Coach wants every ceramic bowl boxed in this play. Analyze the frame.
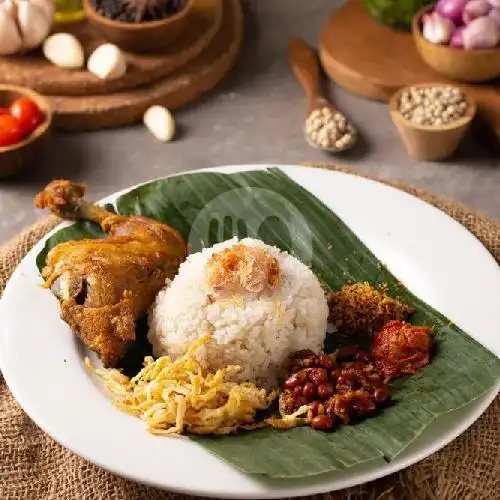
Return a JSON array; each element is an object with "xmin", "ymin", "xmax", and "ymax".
[
  {"xmin": 389, "ymin": 82, "xmax": 476, "ymax": 161},
  {"xmin": 412, "ymin": 5, "xmax": 500, "ymax": 83},
  {"xmin": 0, "ymin": 85, "xmax": 52, "ymax": 179}
]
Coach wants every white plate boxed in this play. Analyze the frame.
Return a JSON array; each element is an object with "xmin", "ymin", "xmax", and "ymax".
[{"xmin": 1, "ymin": 165, "xmax": 499, "ymax": 499}]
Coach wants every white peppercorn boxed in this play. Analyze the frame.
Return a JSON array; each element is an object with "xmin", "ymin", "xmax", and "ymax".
[
  {"xmin": 304, "ymin": 107, "xmax": 356, "ymax": 151},
  {"xmin": 397, "ymin": 85, "xmax": 468, "ymax": 127}
]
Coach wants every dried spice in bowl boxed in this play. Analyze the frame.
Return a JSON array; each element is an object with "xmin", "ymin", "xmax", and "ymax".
[
  {"xmin": 389, "ymin": 82, "xmax": 476, "ymax": 160},
  {"xmin": 92, "ymin": 0, "xmax": 187, "ymax": 23},
  {"xmin": 398, "ymin": 84, "xmax": 469, "ymax": 126}
]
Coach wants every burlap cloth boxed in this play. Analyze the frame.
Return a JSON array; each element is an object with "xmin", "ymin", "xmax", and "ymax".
[{"xmin": 1, "ymin": 164, "xmax": 499, "ymax": 500}]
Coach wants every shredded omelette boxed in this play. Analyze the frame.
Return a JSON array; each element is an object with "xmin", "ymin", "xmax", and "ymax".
[{"xmin": 85, "ymin": 334, "xmax": 277, "ymax": 435}]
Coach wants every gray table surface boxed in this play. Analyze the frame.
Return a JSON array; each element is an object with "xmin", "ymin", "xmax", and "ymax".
[{"xmin": 0, "ymin": 0, "xmax": 498, "ymax": 245}]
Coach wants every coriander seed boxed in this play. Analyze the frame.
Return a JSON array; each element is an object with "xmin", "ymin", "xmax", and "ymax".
[
  {"xmin": 304, "ymin": 107, "xmax": 356, "ymax": 151},
  {"xmin": 397, "ymin": 85, "xmax": 468, "ymax": 127}
]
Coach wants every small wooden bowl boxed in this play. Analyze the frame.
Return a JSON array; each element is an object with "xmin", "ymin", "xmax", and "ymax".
[
  {"xmin": 0, "ymin": 85, "xmax": 52, "ymax": 179},
  {"xmin": 83, "ymin": 0, "xmax": 194, "ymax": 54},
  {"xmin": 389, "ymin": 83, "xmax": 476, "ymax": 161},
  {"xmin": 412, "ymin": 5, "xmax": 500, "ymax": 83}
]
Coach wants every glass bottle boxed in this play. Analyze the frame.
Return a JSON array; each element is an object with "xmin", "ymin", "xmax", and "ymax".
[{"xmin": 53, "ymin": 0, "xmax": 86, "ymax": 23}]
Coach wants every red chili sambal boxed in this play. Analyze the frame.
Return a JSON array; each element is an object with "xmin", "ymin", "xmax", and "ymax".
[{"xmin": 371, "ymin": 320, "xmax": 434, "ymax": 380}]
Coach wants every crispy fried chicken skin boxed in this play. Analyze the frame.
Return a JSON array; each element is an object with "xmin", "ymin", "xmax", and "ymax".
[{"xmin": 35, "ymin": 180, "xmax": 187, "ymax": 367}]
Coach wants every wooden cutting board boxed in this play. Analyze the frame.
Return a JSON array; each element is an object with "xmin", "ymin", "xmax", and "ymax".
[
  {"xmin": 52, "ymin": 0, "xmax": 242, "ymax": 130},
  {"xmin": 318, "ymin": 0, "xmax": 500, "ymax": 141},
  {"xmin": 0, "ymin": 0, "xmax": 222, "ymax": 96}
]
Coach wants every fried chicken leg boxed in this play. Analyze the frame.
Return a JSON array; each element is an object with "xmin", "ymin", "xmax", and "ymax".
[{"xmin": 35, "ymin": 180, "xmax": 187, "ymax": 367}]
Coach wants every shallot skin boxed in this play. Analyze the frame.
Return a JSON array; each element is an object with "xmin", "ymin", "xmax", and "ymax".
[
  {"xmin": 435, "ymin": 0, "xmax": 469, "ymax": 23},
  {"xmin": 463, "ymin": 0, "xmax": 491, "ymax": 24},
  {"xmin": 422, "ymin": 12, "xmax": 454, "ymax": 44},
  {"xmin": 462, "ymin": 16, "xmax": 500, "ymax": 48},
  {"xmin": 450, "ymin": 26, "xmax": 466, "ymax": 47},
  {"xmin": 489, "ymin": 7, "xmax": 500, "ymax": 26},
  {"xmin": 425, "ymin": 0, "xmax": 500, "ymax": 49}
]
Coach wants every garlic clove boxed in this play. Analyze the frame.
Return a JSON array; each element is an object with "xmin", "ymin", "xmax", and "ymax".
[
  {"xmin": 143, "ymin": 106, "xmax": 176, "ymax": 142},
  {"xmin": 17, "ymin": 1, "xmax": 52, "ymax": 50},
  {"xmin": 422, "ymin": 12, "xmax": 454, "ymax": 45},
  {"xmin": 30, "ymin": 0, "xmax": 55, "ymax": 21},
  {"xmin": 0, "ymin": 9, "xmax": 22, "ymax": 55},
  {"xmin": 43, "ymin": 33, "xmax": 85, "ymax": 69},
  {"xmin": 87, "ymin": 44, "xmax": 127, "ymax": 80}
]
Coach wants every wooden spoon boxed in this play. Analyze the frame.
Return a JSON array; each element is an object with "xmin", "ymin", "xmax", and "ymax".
[{"xmin": 288, "ymin": 38, "xmax": 357, "ymax": 152}]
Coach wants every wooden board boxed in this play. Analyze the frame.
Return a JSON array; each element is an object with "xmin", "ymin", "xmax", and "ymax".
[
  {"xmin": 0, "ymin": 0, "xmax": 222, "ymax": 96},
  {"xmin": 51, "ymin": 0, "xmax": 242, "ymax": 130},
  {"xmin": 318, "ymin": 0, "xmax": 500, "ymax": 140}
]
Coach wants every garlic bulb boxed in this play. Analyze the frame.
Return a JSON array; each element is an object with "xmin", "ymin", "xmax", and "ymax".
[
  {"xmin": 0, "ymin": 0, "xmax": 53, "ymax": 54},
  {"xmin": 30, "ymin": 0, "xmax": 54, "ymax": 19},
  {"xmin": 0, "ymin": 9, "xmax": 22, "ymax": 55},
  {"xmin": 422, "ymin": 12, "xmax": 454, "ymax": 45},
  {"xmin": 17, "ymin": 0, "xmax": 51, "ymax": 49},
  {"xmin": 43, "ymin": 33, "xmax": 85, "ymax": 69},
  {"xmin": 2, "ymin": 0, "xmax": 17, "ymax": 16}
]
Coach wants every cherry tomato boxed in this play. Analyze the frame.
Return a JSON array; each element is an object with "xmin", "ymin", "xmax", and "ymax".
[
  {"xmin": 0, "ymin": 115, "xmax": 23, "ymax": 147},
  {"xmin": 0, "ymin": 107, "xmax": 9, "ymax": 116},
  {"xmin": 9, "ymin": 98, "xmax": 44, "ymax": 136}
]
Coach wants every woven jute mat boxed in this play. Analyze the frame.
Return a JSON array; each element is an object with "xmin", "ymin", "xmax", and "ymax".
[{"xmin": 1, "ymin": 163, "xmax": 499, "ymax": 500}]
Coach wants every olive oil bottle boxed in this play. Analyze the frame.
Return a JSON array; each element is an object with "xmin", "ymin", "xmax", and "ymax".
[{"xmin": 53, "ymin": 0, "xmax": 86, "ymax": 23}]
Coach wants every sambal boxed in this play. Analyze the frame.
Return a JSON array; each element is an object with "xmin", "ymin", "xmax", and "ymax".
[{"xmin": 371, "ymin": 320, "xmax": 434, "ymax": 380}]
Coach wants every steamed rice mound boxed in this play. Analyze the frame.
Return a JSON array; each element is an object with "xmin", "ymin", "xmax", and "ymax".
[{"xmin": 148, "ymin": 238, "xmax": 328, "ymax": 387}]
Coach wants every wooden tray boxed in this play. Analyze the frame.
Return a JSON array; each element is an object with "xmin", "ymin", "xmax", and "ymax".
[
  {"xmin": 0, "ymin": 0, "xmax": 222, "ymax": 96},
  {"xmin": 318, "ymin": 0, "xmax": 500, "ymax": 140},
  {"xmin": 52, "ymin": 0, "xmax": 242, "ymax": 130}
]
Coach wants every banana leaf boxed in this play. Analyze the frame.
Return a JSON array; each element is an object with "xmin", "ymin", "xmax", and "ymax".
[{"xmin": 37, "ymin": 168, "xmax": 500, "ymax": 478}]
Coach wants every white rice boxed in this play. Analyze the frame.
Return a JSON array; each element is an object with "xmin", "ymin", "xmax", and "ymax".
[{"xmin": 148, "ymin": 237, "xmax": 328, "ymax": 388}]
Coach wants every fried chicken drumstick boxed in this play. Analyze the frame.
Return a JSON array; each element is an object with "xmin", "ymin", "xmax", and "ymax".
[{"xmin": 35, "ymin": 180, "xmax": 187, "ymax": 367}]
